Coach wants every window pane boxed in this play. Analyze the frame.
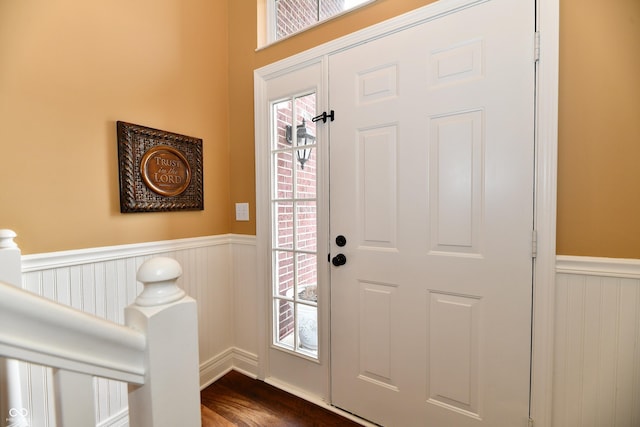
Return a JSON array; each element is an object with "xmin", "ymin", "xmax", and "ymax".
[
  {"xmin": 296, "ymin": 148, "xmax": 316, "ymax": 198},
  {"xmin": 296, "ymin": 253, "xmax": 317, "ymax": 298},
  {"xmin": 274, "ymin": 151, "xmax": 293, "ymax": 199},
  {"xmin": 296, "ymin": 201, "xmax": 317, "ymax": 251},
  {"xmin": 319, "ymin": 0, "xmax": 345, "ymax": 21},
  {"xmin": 293, "ymin": 93, "xmax": 316, "ymax": 176},
  {"xmin": 297, "ymin": 303, "xmax": 317, "ymax": 351},
  {"xmin": 274, "ymin": 250, "xmax": 294, "ymax": 298},
  {"xmin": 275, "ymin": 297, "xmax": 294, "ymax": 347},
  {"xmin": 274, "ymin": 202, "xmax": 294, "ymax": 249},
  {"xmin": 293, "ymin": 94, "xmax": 316, "ymax": 145},
  {"xmin": 274, "ymin": 0, "xmax": 373, "ymax": 41},
  {"xmin": 276, "ymin": 0, "xmax": 318, "ymax": 40},
  {"xmin": 274, "ymin": 100, "xmax": 292, "ymax": 150}
]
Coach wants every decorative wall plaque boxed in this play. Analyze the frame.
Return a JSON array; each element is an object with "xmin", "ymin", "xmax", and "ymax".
[{"xmin": 117, "ymin": 121, "xmax": 203, "ymax": 213}]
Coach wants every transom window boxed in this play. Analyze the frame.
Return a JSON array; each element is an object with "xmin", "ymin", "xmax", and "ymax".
[{"xmin": 271, "ymin": 0, "xmax": 373, "ymax": 42}]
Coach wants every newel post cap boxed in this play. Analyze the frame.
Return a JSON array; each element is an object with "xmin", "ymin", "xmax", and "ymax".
[
  {"xmin": 135, "ymin": 257, "xmax": 185, "ymax": 307},
  {"xmin": 0, "ymin": 229, "xmax": 18, "ymax": 249}
]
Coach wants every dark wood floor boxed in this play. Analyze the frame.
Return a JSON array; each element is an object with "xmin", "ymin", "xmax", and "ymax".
[{"xmin": 200, "ymin": 370, "xmax": 364, "ymax": 426}]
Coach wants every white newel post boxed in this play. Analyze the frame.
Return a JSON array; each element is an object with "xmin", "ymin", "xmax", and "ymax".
[
  {"xmin": 0, "ymin": 230, "xmax": 27, "ymax": 426},
  {"xmin": 125, "ymin": 257, "xmax": 202, "ymax": 427}
]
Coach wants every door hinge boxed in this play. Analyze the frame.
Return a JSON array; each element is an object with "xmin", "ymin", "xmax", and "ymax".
[
  {"xmin": 528, "ymin": 417, "xmax": 535, "ymax": 427},
  {"xmin": 531, "ymin": 230, "xmax": 538, "ymax": 259},
  {"xmin": 534, "ymin": 31, "xmax": 541, "ymax": 63}
]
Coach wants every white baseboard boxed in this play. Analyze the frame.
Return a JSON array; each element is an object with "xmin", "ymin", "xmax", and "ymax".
[
  {"xmin": 199, "ymin": 347, "xmax": 259, "ymax": 390},
  {"xmin": 199, "ymin": 348, "xmax": 235, "ymax": 389},
  {"xmin": 229, "ymin": 348, "xmax": 259, "ymax": 380}
]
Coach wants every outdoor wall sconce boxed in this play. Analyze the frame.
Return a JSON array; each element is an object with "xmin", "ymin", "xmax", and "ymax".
[{"xmin": 286, "ymin": 119, "xmax": 315, "ymax": 169}]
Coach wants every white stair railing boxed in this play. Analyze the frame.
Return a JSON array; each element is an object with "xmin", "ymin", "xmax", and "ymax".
[{"xmin": 0, "ymin": 230, "xmax": 202, "ymax": 427}]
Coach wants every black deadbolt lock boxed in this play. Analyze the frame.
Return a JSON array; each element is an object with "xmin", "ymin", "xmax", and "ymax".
[{"xmin": 335, "ymin": 235, "xmax": 347, "ymax": 247}]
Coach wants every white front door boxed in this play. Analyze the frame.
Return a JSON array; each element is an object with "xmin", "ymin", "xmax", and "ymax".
[{"xmin": 329, "ymin": 1, "xmax": 535, "ymax": 425}]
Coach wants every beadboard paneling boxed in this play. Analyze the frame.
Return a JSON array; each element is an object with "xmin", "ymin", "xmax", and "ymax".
[
  {"xmin": 554, "ymin": 256, "xmax": 640, "ymax": 427},
  {"xmin": 231, "ymin": 236, "xmax": 260, "ymax": 361},
  {"xmin": 14, "ymin": 234, "xmax": 255, "ymax": 427}
]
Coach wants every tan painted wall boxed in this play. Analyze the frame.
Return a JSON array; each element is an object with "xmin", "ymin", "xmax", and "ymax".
[
  {"xmin": 230, "ymin": 0, "xmax": 640, "ymax": 259},
  {"xmin": 0, "ymin": 0, "xmax": 230, "ymax": 254},
  {"xmin": 557, "ymin": 0, "xmax": 640, "ymax": 258},
  {"xmin": 228, "ymin": 0, "xmax": 440, "ymax": 237},
  {"xmin": 2, "ymin": 0, "xmax": 638, "ymax": 258}
]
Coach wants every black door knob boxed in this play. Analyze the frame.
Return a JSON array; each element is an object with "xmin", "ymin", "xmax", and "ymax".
[
  {"xmin": 335, "ymin": 235, "xmax": 347, "ymax": 247},
  {"xmin": 332, "ymin": 253, "xmax": 347, "ymax": 266}
]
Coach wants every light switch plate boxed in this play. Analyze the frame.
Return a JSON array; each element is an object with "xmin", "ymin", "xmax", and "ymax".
[{"xmin": 235, "ymin": 203, "xmax": 249, "ymax": 221}]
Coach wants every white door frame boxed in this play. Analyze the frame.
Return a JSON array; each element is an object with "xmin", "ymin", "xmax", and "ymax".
[
  {"xmin": 529, "ymin": 0, "xmax": 559, "ymax": 425},
  {"xmin": 254, "ymin": 1, "xmax": 559, "ymax": 425}
]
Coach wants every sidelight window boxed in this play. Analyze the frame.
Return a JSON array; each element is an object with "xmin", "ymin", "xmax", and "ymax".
[{"xmin": 271, "ymin": 93, "xmax": 319, "ymax": 358}]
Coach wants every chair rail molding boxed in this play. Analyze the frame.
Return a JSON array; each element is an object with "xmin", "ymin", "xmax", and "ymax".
[
  {"xmin": 20, "ymin": 234, "xmax": 251, "ymax": 272},
  {"xmin": 557, "ymin": 255, "xmax": 640, "ymax": 279}
]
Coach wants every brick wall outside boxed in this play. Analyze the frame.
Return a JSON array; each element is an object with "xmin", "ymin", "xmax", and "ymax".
[
  {"xmin": 319, "ymin": 0, "xmax": 345, "ymax": 21},
  {"xmin": 276, "ymin": 0, "xmax": 347, "ymax": 40}
]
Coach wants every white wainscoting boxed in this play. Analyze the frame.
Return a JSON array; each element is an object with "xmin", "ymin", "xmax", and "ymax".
[
  {"xmin": 554, "ymin": 256, "xmax": 640, "ymax": 427},
  {"xmin": 14, "ymin": 234, "xmax": 257, "ymax": 427},
  {"xmin": 15, "ymin": 240, "xmax": 640, "ymax": 427}
]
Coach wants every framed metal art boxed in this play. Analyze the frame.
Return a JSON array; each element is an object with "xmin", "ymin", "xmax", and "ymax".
[{"xmin": 117, "ymin": 121, "xmax": 203, "ymax": 213}]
